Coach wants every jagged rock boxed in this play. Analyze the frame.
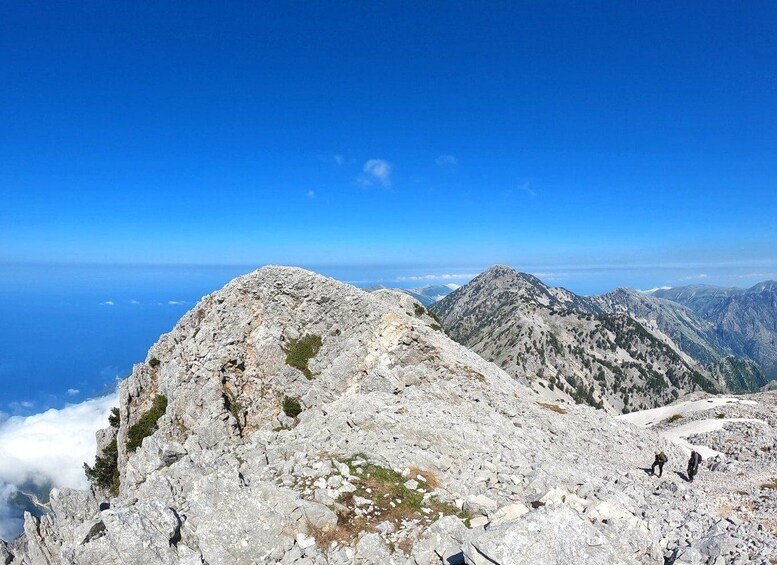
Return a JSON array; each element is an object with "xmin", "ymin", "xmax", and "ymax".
[
  {"xmin": 0, "ymin": 541, "xmax": 12, "ymax": 565},
  {"xmin": 464, "ymin": 505, "xmax": 638, "ymax": 564}
]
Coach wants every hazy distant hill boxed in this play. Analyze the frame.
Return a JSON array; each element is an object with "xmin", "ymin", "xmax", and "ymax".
[
  {"xmin": 401, "ymin": 284, "xmax": 459, "ymax": 306},
  {"xmin": 654, "ymin": 282, "xmax": 777, "ymax": 380}
]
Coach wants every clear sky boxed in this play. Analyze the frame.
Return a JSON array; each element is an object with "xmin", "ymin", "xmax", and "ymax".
[{"xmin": 2, "ymin": 2, "xmax": 777, "ymax": 291}]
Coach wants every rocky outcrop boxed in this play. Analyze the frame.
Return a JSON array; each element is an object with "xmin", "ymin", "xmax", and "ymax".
[{"xmin": 5, "ymin": 267, "xmax": 777, "ymax": 564}]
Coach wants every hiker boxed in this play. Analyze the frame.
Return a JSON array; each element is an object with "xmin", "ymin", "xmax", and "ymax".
[
  {"xmin": 687, "ymin": 450, "xmax": 703, "ymax": 482},
  {"xmin": 651, "ymin": 450, "xmax": 668, "ymax": 477}
]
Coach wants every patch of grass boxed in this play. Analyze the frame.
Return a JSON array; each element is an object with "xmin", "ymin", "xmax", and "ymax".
[
  {"xmin": 320, "ymin": 456, "xmax": 468, "ymax": 550},
  {"xmin": 537, "ymin": 402, "xmax": 567, "ymax": 414},
  {"xmin": 282, "ymin": 395, "xmax": 302, "ymax": 418},
  {"xmin": 126, "ymin": 395, "xmax": 168, "ymax": 453},
  {"xmin": 84, "ymin": 437, "xmax": 119, "ymax": 496},
  {"xmin": 409, "ymin": 467, "xmax": 440, "ymax": 490},
  {"xmin": 667, "ymin": 414, "xmax": 684, "ymax": 423},
  {"xmin": 284, "ymin": 334, "xmax": 322, "ymax": 379}
]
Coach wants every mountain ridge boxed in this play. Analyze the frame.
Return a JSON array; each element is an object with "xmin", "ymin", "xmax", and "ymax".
[{"xmin": 4, "ymin": 266, "xmax": 776, "ymax": 564}]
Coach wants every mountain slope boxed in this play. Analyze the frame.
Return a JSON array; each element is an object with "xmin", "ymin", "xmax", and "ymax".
[
  {"xmin": 432, "ymin": 266, "xmax": 719, "ymax": 414},
  {"xmin": 655, "ymin": 282, "xmax": 777, "ymax": 380},
  {"xmin": 5, "ymin": 267, "xmax": 776, "ymax": 564}
]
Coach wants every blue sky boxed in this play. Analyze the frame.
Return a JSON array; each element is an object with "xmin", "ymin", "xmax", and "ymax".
[{"xmin": 2, "ymin": 2, "xmax": 777, "ymax": 290}]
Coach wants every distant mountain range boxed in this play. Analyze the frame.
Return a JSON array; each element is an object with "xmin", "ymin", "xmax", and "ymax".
[
  {"xmin": 652, "ymin": 282, "xmax": 777, "ymax": 379},
  {"xmin": 431, "ymin": 266, "xmax": 772, "ymax": 413},
  {"xmin": 365, "ymin": 283, "xmax": 459, "ymax": 306}
]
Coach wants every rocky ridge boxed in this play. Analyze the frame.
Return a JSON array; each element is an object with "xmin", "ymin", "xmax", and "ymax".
[{"xmin": 2, "ymin": 267, "xmax": 775, "ymax": 564}]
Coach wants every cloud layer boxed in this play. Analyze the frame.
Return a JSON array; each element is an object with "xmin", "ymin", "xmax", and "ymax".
[{"xmin": 0, "ymin": 394, "xmax": 117, "ymax": 540}]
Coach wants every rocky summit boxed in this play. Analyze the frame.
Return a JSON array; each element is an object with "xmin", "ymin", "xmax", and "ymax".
[{"xmin": 3, "ymin": 267, "xmax": 777, "ymax": 564}]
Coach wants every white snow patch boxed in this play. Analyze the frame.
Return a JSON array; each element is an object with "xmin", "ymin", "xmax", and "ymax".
[
  {"xmin": 661, "ymin": 418, "xmax": 767, "ymax": 458},
  {"xmin": 617, "ymin": 397, "xmax": 757, "ymax": 428}
]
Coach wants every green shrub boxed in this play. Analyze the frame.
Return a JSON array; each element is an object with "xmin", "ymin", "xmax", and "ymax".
[
  {"xmin": 282, "ymin": 395, "xmax": 302, "ymax": 418},
  {"xmin": 84, "ymin": 437, "xmax": 119, "ymax": 496},
  {"xmin": 108, "ymin": 407, "xmax": 120, "ymax": 428},
  {"xmin": 284, "ymin": 334, "xmax": 322, "ymax": 379},
  {"xmin": 413, "ymin": 303, "xmax": 425, "ymax": 316},
  {"xmin": 149, "ymin": 357, "xmax": 161, "ymax": 368},
  {"xmin": 126, "ymin": 395, "xmax": 168, "ymax": 453},
  {"xmin": 667, "ymin": 414, "xmax": 684, "ymax": 423}
]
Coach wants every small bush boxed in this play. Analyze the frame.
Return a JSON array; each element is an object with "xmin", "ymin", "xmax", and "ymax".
[
  {"xmin": 126, "ymin": 395, "xmax": 168, "ymax": 453},
  {"xmin": 108, "ymin": 407, "xmax": 120, "ymax": 428},
  {"xmin": 84, "ymin": 437, "xmax": 119, "ymax": 496},
  {"xmin": 282, "ymin": 395, "xmax": 302, "ymax": 418},
  {"xmin": 413, "ymin": 303, "xmax": 425, "ymax": 316},
  {"xmin": 284, "ymin": 334, "xmax": 322, "ymax": 379},
  {"xmin": 149, "ymin": 358, "xmax": 161, "ymax": 368},
  {"xmin": 667, "ymin": 414, "xmax": 684, "ymax": 423}
]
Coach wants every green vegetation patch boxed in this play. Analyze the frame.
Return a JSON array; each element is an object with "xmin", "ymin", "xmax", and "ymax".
[
  {"xmin": 330, "ymin": 456, "xmax": 471, "ymax": 541},
  {"xmin": 84, "ymin": 437, "xmax": 120, "ymax": 496},
  {"xmin": 108, "ymin": 407, "xmax": 120, "ymax": 428},
  {"xmin": 667, "ymin": 414, "xmax": 684, "ymax": 423},
  {"xmin": 126, "ymin": 395, "xmax": 168, "ymax": 453},
  {"xmin": 284, "ymin": 334, "xmax": 322, "ymax": 379},
  {"xmin": 282, "ymin": 395, "xmax": 302, "ymax": 418}
]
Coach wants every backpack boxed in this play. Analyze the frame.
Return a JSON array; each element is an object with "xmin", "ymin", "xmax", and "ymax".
[{"xmin": 658, "ymin": 452, "xmax": 667, "ymax": 464}]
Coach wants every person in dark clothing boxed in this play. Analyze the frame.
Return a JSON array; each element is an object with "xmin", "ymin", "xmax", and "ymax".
[
  {"xmin": 651, "ymin": 450, "xmax": 668, "ymax": 477},
  {"xmin": 687, "ymin": 450, "xmax": 703, "ymax": 482}
]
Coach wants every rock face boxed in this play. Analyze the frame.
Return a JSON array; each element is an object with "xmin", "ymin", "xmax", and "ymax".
[
  {"xmin": 5, "ymin": 267, "xmax": 777, "ymax": 564},
  {"xmin": 432, "ymin": 266, "xmax": 720, "ymax": 413},
  {"xmin": 654, "ymin": 282, "xmax": 777, "ymax": 381}
]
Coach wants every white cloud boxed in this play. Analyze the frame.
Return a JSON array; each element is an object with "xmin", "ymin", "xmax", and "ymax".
[
  {"xmin": 167, "ymin": 300, "xmax": 187, "ymax": 305},
  {"xmin": 0, "ymin": 394, "xmax": 117, "ymax": 539},
  {"xmin": 130, "ymin": 300, "xmax": 140, "ymax": 305},
  {"xmin": 396, "ymin": 273, "xmax": 478, "ymax": 282},
  {"xmin": 306, "ymin": 190, "xmax": 316, "ymax": 199},
  {"xmin": 680, "ymin": 274, "xmax": 708, "ymax": 281},
  {"xmin": 66, "ymin": 389, "xmax": 80, "ymax": 396},
  {"xmin": 435, "ymin": 154, "xmax": 458, "ymax": 167},
  {"xmin": 99, "ymin": 300, "xmax": 114, "ymax": 306},
  {"xmin": 359, "ymin": 159, "xmax": 392, "ymax": 187},
  {"xmin": 640, "ymin": 286, "xmax": 673, "ymax": 293},
  {"xmin": 0, "ymin": 394, "xmax": 116, "ymax": 488}
]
